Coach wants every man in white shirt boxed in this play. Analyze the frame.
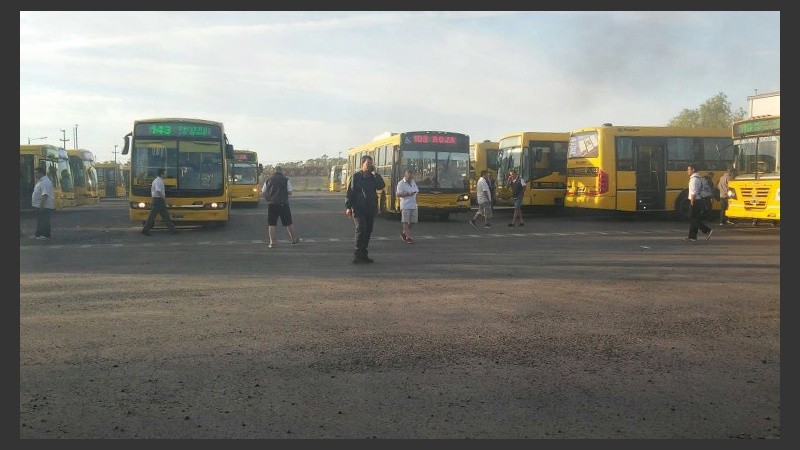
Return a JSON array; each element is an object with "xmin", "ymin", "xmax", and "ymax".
[
  {"xmin": 396, "ymin": 170, "xmax": 418, "ymax": 244},
  {"xmin": 31, "ymin": 167, "xmax": 55, "ymax": 239},
  {"xmin": 142, "ymin": 168, "xmax": 176, "ymax": 236},
  {"xmin": 469, "ymin": 170, "xmax": 493, "ymax": 228},
  {"xmin": 685, "ymin": 163, "xmax": 713, "ymax": 241}
]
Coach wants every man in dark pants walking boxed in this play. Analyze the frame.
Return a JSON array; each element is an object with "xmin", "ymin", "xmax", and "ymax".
[
  {"xmin": 344, "ymin": 155, "xmax": 385, "ymax": 263},
  {"xmin": 685, "ymin": 163, "xmax": 713, "ymax": 242},
  {"xmin": 142, "ymin": 168, "xmax": 176, "ymax": 236}
]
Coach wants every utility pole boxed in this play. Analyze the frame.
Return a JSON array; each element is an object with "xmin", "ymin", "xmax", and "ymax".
[
  {"xmin": 112, "ymin": 144, "xmax": 119, "ymax": 189},
  {"xmin": 74, "ymin": 124, "xmax": 79, "ymax": 149},
  {"xmin": 59, "ymin": 129, "xmax": 70, "ymax": 149}
]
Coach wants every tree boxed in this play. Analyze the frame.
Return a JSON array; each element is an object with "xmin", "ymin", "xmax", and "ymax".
[{"xmin": 667, "ymin": 92, "xmax": 747, "ymax": 127}]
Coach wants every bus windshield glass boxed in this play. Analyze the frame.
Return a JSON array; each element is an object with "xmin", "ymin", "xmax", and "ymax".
[{"xmin": 131, "ymin": 140, "xmax": 223, "ymax": 194}]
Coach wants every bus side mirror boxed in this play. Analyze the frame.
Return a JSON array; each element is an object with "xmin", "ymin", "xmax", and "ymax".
[
  {"xmin": 225, "ymin": 144, "xmax": 235, "ymax": 159},
  {"xmin": 122, "ymin": 132, "xmax": 131, "ymax": 155}
]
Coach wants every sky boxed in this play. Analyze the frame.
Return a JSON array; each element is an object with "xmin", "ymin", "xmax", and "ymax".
[{"xmin": 20, "ymin": 11, "xmax": 780, "ymax": 166}]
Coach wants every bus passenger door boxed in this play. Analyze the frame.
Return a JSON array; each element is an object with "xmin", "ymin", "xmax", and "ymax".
[{"xmin": 635, "ymin": 144, "xmax": 665, "ymax": 211}]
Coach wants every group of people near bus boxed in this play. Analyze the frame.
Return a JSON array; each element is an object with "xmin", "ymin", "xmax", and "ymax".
[{"xmin": 29, "ymin": 158, "xmax": 733, "ymax": 256}]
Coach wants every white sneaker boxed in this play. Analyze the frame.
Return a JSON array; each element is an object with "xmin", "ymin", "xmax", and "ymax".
[{"xmin": 35, "ymin": 236, "xmax": 49, "ymax": 240}]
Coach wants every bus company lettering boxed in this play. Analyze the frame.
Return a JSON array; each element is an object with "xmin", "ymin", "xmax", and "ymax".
[{"xmin": 410, "ymin": 134, "xmax": 456, "ymax": 144}]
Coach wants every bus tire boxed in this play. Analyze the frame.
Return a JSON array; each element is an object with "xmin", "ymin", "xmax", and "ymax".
[{"xmin": 673, "ymin": 190, "xmax": 690, "ymax": 220}]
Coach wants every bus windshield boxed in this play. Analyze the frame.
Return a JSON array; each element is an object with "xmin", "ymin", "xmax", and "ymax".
[
  {"xmin": 131, "ymin": 139, "xmax": 224, "ymax": 195},
  {"xmin": 400, "ymin": 150, "xmax": 469, "ymax": 190},
  {"xmin": 734, "ymin": 136, "xmax": 779, "ymax": 179}
]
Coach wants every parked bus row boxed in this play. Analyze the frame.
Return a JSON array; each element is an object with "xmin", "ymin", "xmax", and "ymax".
[{"xmin": 331, "ymin": 124, "xmax": 758, "ymax": 222}]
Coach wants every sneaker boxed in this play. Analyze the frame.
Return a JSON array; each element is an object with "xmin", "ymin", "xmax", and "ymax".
[
  {"xmin": 35, "ymin": 236, "xmax": 49, "ymax": 240},
  {"xmin": 705, "ymin": 229, "xmax": 714, "ymax": 241},
  {"xmin": 484, "ymin": 223, "xmax": 492, "ymax": 228},
  {"xmin": 469, "ymin": 219, "xmax": 476, "ymax": 228},
  {"xmin": 684, "ymin": 237, "xmax": 697, "ymax": 242},
  {"xmin": 291, "ymin": 238, "xmax": 302, "ymax": 245},
  {"xmin": 726, "ymin": 220, "xmax": 734, "ymax": 225},
  {"xmin": 507, "ymin": 223, "xmax": 515, "ymax": 227}
]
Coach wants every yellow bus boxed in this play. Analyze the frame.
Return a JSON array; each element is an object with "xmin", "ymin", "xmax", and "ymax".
[
  {"xmin": 95, "ymin": 162, "xmax": 127, "ymax": 198},
  {"xmin": 67, "ymin": 149, "xmax": 100, "ymax": 206},
  {"xmin": 229, "ymin": 149, "xmax": 262, "ymax": 206},
  {"xmin": 20, "ymin": 145, "xmax": 76, "ymax": 209},
  {"xmin": 21, "ymin": 144, "xmax": 62, "ymax": 210},
  {"xmin": 725, "ymin": 115, "xmax": 780, "ymax": 225},
  {"xmin": 565, "ymin": 124, "xmax": 733, "ymax": 218},
  {"xmin": 328, "ymin": 162, "xmax": 347, "ymax": 192},
  {"xmin": 121, "ymin": 118, "xmax": 236, "ymax": 227},
  {"xmin": 468, "ymin": 140, "xmax": 499, "ymax": 205},
  {"xmin": 495, "ymin": 132, "xmax": 569, "ymax": 209},
  {"xmin": 346, "ymin": 131, "xmax": 471, "ymax": 220}
]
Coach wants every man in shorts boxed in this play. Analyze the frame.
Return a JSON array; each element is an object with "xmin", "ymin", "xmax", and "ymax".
[{"xmin": 262, "ymin": 166, "xmax": 300, "ymax": 248}]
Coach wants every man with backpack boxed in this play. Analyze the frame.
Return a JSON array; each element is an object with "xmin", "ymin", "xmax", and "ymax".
[{"xmin": 685, "ymin": 163, "xmax": 713, "ymax": 242}]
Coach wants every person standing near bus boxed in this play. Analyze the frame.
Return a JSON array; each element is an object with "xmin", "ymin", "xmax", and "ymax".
[
  {"xmin": 31, "ymin": 167, "xmax": 54, "ymax": 240},
  {"xmin": 507, "ymin": 169, "xmax": 526, "ymax": 227},
  {"xmin": 262, "ymin": 166, "xmax": 300, "ymax": 248},
  {"xmin": 396, "ymin": 169, "xmax": 418, "ymax": 244},
  {"xmin": 345, "ymin": 155, "xmax": 385, "ymax": 263},
  {"xmin": 685, "ymin": 163, "xmax": 713, "ymax": 242},
  {"xmin": 141, "ymin": 168, "xmax": 176, "ymax": 236},
  {"xmin": 469, "ymin": 170, "xmax": 493, "ymax": 228},
  {"xmin": 717, "ymin": 165, "xmax": 733, "ymax": 225}
]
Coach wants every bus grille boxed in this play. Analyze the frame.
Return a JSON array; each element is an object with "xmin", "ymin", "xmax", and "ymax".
[{"xmin": 740, "ymin": 187, "xmax": 770, "ymax": 209}]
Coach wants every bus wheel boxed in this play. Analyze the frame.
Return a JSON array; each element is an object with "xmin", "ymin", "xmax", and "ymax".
[{"xmin": 673, "ymin": 190, "xmax": 690, "ymax": 220}]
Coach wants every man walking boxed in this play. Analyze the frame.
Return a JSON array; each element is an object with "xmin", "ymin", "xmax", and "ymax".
[
  {"xmin": 470, "ymin": 170, "xmax": 493, "ymax": 228},
  {"xmin": 141, "ymin": 168, "xmax": 176, "ymax": 236},
  {"xmin": 345, "ymin": 155, "xmax": 385, "ymax": 263},
  {"xmin": 685, "ymin": 163, "xmax": 713, "ymax": 242},
  {"xmin": 717, "ymin": 165, "xmax": 733, "ymax": 225},
  {"xmin": 31, "ymin": 167, "xmax": 54, "ymax": 240},
  {"xmin": 262, "ymin": 166, "xmax": 300, "ymax": 248},
  {"xmin": 396, "ymin": 169, "xmax": 418, "ymax": 244}
]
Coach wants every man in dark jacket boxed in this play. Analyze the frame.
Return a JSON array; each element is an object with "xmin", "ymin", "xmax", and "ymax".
[
  {"xmin": 344, "ymin": 155, "xmax": 386, "ymax": 263},
  {"xmin": 262, "ymin": 166, "xmax": 300, "ymax": 248}
]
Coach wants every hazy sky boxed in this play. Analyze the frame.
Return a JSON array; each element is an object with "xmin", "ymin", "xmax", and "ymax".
[{"xmin": 20, "ymin": 11, "xmax": 780, "ymax": 165}]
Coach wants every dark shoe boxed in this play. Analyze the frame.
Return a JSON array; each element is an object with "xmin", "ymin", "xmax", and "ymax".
[
  {"xmin": 705, "ymin": 229, "xmax": 714, "ymax": 241},
  {"xmin": 684, "ymin": 237, "xmax": 697, "ymax": 242},
  {"xmin": 507, "ymin": 223, "xmax": 515, "ymax": 227},
  {"xmin": 363, "ymin": 256, "xmax": 375, "ymax": 263},
  {"xmin": 352, "ymin": 257, "xmax": 363, "ymax": 264},
  {"xmin": 484, "ymin": 223, "xmax": 492, "ymax": 228},
  {"xmin": 518, "ymin": 222, "xmax": 524, "ymax": 227},
  {"xmin": 469, "ymin": 219, "xmax": 476, "ymax": 228},
  {"xmin": 291, "ymin": 238, "xmax": 302, "ymax": 245}
]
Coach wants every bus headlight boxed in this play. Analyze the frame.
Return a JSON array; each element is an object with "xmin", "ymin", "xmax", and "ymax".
[
  {"xmin": 131, "ymin": 201, "xmax": 149, "ymax": 209},
  {"xmin": 775, "ymin": 188, "xmax": 780, "ymax": 201},
  {"xmin": 458, "ymin": 194, "xmax": 470, "ymax": 201},
  {"xmin": 205, "ymin": 202, "xmax": 227, "ymax": 209}
]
